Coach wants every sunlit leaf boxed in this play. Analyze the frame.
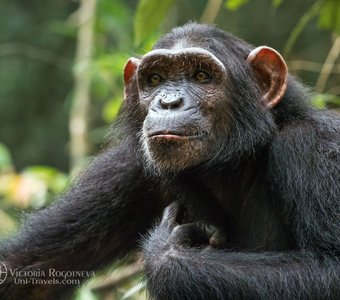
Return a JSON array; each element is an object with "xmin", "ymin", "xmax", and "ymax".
[
  {"xmin": 0, "ymin": 143, "xmax": 13, "ymax": 171},
  {"xmin": 74, "ymin": 285, "xmax": 97, "ymax": 300},
  {"xmin": 139, "ymin": 33, "xmax": 162, "ymax": 52},
  {"xmin": 224, "ymin": 0, "xmax": 249, "ymax": 11},
  {"xmin": 93, "ymin": 53, "xmax": 129, "ymax": 81},
  {"xmin": 0, "ymin": 172, "xmax": 46, "ymax": 208},
  {"xmin": 312, "ymin": 95, "xmax": 327, "ymax": 109},
  {"xmin": 0, "ymin": 209, "xmax": 16, "ymax": 236},
  {"xmin": 91, "ymin": 53, "xmax": 125, "ymax": 101},
  {"xmin": 24, "ymin": 166, "xmax": 68, "ymax": 193},
  {"xmin": 134, "ymin": 0, "xmax": 175, "ymax": 46},
  {"xmin": 312, "ymin": 93, "xmax": 340, "ymax": 109},
  {"xmin": 272, "ymin": 0, "xmax": 283, "ymax": 8},
  {"xmin": 103, "ymin": 98, "xmax": 122, "ymax": 123}
]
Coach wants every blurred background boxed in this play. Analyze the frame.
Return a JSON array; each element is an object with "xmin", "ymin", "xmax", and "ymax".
[{"xmin": 0, "ymin": 0, "xmax": 339, "ymax": 299}]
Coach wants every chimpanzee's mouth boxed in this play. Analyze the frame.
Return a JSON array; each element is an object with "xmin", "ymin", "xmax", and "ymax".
[{"xmin": 148, "ymin": 131, "xmax": 201, "ymax": 140}]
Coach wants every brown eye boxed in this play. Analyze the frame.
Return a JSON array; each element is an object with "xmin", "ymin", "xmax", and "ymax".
[
  {"xmin": 194, "ymin": 71, "xmax": 211, "ymax": 83},
  {"xmin": 148, "ymin": 73, "xmax": 162, "ymax": 86}
]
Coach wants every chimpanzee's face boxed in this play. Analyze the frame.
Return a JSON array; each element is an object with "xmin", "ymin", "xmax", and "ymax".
[
  {"xmin": 123, "ymin": 36, "xmax": 287, "ymax": 174},
  {"xmin": 136, "ymin": 48, "xmax": 230, "ymax": 172}
]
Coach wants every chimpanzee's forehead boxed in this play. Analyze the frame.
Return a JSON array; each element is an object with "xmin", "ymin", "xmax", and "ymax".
[{"xmin": 140, "ymin": 47, "xmax": 226, "ymax": 71}]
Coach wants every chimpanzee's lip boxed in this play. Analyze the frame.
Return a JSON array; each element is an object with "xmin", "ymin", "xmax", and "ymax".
[{"xmin": 148, "ymin": 131, "xmax": 200, "ymax": 140}]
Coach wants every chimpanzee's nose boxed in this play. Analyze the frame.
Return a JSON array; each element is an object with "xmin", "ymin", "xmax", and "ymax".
[{"xmin": 159, "ymin": 96, "xmax": 184, "ymax": 110}]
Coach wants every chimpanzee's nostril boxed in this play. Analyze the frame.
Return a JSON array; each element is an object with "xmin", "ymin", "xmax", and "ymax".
[{"xmin": 160, "ymin": 97, "xmax": 184, "ymax": 110}]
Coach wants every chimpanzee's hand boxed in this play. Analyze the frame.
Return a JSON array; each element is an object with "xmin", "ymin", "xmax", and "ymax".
[{"xmin": 159, "ymin": 202, "xmax": 226, "ymax": 248}]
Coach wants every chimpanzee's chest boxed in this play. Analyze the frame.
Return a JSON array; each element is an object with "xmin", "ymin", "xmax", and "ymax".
[{"xmin": 193, "ymin": 171, "xmax": 295, "ymax": 251}]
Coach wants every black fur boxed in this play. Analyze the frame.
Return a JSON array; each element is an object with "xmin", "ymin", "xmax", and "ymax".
[{"xmin": 1, "ymin": 23, "xmax": 339, "ymax": 300}]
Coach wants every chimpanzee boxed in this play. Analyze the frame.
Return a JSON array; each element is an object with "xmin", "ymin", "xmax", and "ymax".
[{"xmin": 0, "ymin": 23, "xmax": 339, "ymax": 300}]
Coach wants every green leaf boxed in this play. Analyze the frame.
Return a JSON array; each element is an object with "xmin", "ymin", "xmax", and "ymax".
[
  {"xmin": 23, "ymin": 166, "xmax": 68, "ymax": 193},
  {"xmin": 312, "ymin": 94, "xmax": 327, "ymax": 109},
  {"xmin": 312, "ymin": 93, "xmax": 340, "ymax": 109},
  {"xmin": 103, "ymin": 98, "xmax": 122, "ymax": 123},
  {"xmin": 272, "ymin": 0, "xmax": 283, "ymax": 8},
  {"xmin": 74, "ymin": 286, "xmax": 97, "ymax": 300},
  {"xmin": 0, "ymin": 209, "xmax": 16, "ymax": 236},
  {"xmin": 224, "ymin": 0, "xmax": 249, "ymax": 11},
  {"xmin": 318, "ymin": 0, "xmax": 340, "ymax": 35},
  {"xmin": 0, "ymin": 143, "xmax": 13, "ymax": 170},
  {"xmin": 134, "ymin": 0, "xmax": 175, "ymax": 46}
]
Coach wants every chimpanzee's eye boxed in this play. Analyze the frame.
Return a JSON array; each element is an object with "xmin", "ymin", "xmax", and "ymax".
[
  {"xmin": 194, "ymin": 70, "xmax": 211, "ymax": 83},
  {"xmin": 148, "ymin": 73, "xmax": 163, "ymax": 86}
]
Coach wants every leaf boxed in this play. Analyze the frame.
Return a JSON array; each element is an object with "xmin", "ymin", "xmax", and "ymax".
[
  {"xmin": 224, "ymin": 0, "xmax": 249, "ymax": 11},
  {"xmin": 272, "ymin": 0, "xmax": 283, "ymax": 8},
  {"xmin": 0, "ymin": 143, "xmax": 13, "ymax": 170},
  {"xmin": 103, "ymin": 98, "xmax": 122, "ymax": 123},
  {"xmin": 23, "ymin": 166, "xmax": 68, "ymax": 193},
  {"xmin": 318, "ymin": 0, "xmax": 340, "ymax": 35},
  {"xmin": 0, "ymin": 209, "xmax": 16, "ymax": 236},
  {"xmin": 311, "ymin": 93, "xmax": 340, "ymax": 109},
  {"xmin": 312, "ymin": 94, "xmax": 327, "ymax": 109},
  {"xmin": 134, "ymin": 0, "xmax": 175, "ymax": 46}
]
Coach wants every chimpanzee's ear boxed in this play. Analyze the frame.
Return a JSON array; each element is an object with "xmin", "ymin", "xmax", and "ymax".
[
  {"xmin": 123, "ymin": 57, "xmax": 140, "ymax": 98},
  {"xmin": 247, "ymin": 46, "xmax": 288, "ymax": 108}
]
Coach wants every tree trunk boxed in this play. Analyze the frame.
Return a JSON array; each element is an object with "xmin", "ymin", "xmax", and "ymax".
[{"xmin": 69, "ymin": 0, "xmax": 97, "ymax": 171}]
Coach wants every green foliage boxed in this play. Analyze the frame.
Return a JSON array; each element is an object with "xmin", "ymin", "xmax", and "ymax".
[
  {"xmin": 224, "ymin": 0, "xmax": 249, "ymax": 11},
  {"xmin": 96, "ymin": 0, "xmax": 132, "ymax": 50},
  {"xmin": 0, "ymin": 209, "xmax": 16, "ymax": 237},
  {"xmin": 134, "ymin": 0, "xmax": 175, "ymax": 46},
  {"xmin": 92, "ymin": 0, "xmax": 135, "ymax": 129},
  {"xmin": 0, "ymin": 143, "xmax": 13, "ymax": 171},
  {"xmin": 0, "ymin": 1, "xmax": 75, "ymax": 171},
  {"xmin": 225, "ymin": 0, "xmax": 284, "ymax": 10},
  {"xmin": 312, "ymin": 93, "xmax": 340, "ymax": 109},
  {"xmin": 272, "ymin": 0, "xmax": 283, "ymax": 7},
  {"xmin": 48, "ymin": 20, "xmax": 77, "ymax": 38},
  {"xmin": 0, "ymin": 144, "xmax": 68, "ymax": 210},
  {"xmin": 318, "ymin": 0, "xmax": 340, "ymax": 34},
  {"xmin": 103, "ymin": 98, "xmax": 122, "ymax": 123},
  {"xmin": 91, "ymin": 53, "xmax": 128, "ymax": 102},
  {"xmin": 284, "ymin": 0, "xmax": 340, "ymax": 57},
  {"xmin": 283, "ymin": 1, "xmax": 322, "ymax": 56},
  {"xmin": 23, "ymin": 166, "xmax": 68, "ymax": 195},
  {"xmin": 75, "ymin": 286, "xmax": 98, "ymax": 300},
  {"xmin": 0, "ymin": 144, "xmax": 68, "ymax": 235}
]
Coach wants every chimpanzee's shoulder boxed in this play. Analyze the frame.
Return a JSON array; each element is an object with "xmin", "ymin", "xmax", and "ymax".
[{"xmin": 269, "ymin": 109, "xmax": 340, "ymax": 168}]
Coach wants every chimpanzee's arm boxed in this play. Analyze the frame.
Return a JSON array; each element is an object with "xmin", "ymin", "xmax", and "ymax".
[
  {"xmin": 268, "ymin": 118, "xmax": 340, "ymax": 252},
  {"xmin": 0, "ymin": 142, "xmax": 164, "ymax": 299},
  {"xmin": 143, "ymin": 203, "xmax": 340, "ymax": 300}
]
